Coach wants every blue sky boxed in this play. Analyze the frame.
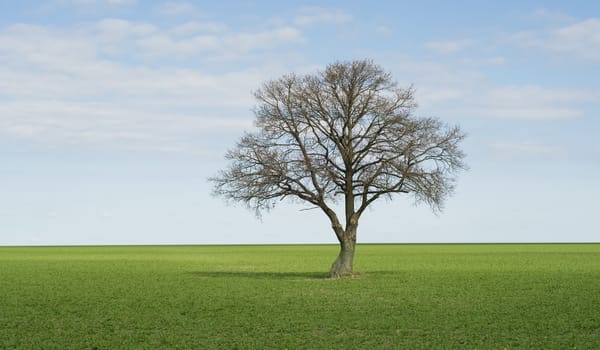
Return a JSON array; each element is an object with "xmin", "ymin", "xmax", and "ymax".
[{"xmin": 1, "ymin": 0, "xmax": 599, "ymax": 245}]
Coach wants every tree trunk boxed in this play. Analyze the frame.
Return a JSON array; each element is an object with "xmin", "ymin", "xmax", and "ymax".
[{"xmin": 329, "ymin": 232, "xmax": 356, "ymax": 278}]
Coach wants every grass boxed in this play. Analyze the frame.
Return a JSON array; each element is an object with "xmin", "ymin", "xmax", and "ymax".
[{"xmin": 1, "ymin": 244, "xmax": 599, "ymax": 349}]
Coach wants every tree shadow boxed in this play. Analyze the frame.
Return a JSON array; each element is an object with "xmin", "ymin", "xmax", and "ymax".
[
  {"xmin": 189, "ymin": 270, "xmax": 404, "ymax": 281},
  {"xmin": 366, "ymin": 270, "xmax": 405, "ymax": 277},
  {"xmin": 190, "ymin": 271, "xmax": 329, "ymax": 280}
]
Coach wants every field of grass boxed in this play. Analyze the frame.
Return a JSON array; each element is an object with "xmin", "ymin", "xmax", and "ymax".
[{"xmin": 1, "ymin": 244, "xmax": 599, "ymax": 349}]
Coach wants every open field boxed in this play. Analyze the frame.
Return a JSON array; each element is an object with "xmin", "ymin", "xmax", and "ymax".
[{"xmin": 1, "ymin": 244, "xmax": 599, "ymax": 349}]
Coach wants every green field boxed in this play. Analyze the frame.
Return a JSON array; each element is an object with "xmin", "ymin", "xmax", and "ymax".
[{"xmin": 1, "ymin": 244, "xmax": 599, "ymax": 349}]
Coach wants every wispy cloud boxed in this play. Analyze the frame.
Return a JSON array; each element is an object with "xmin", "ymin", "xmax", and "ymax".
[
  {"xmin": 96, "ymin": 18, "xmax": 158, "ymax": 37},
  {"xmin": 294, "ymin": 7, "xmax": 352, "ymax": 27},
  {"xmin": 156, "ymin": 1, "xmax": 196, "ymax": 16},
  {"xmin": 476, "ymin": 85, "xmax": 595, "ymax": 120},
  {"xmin": 0, "ymin": 17, "xmax": 304, "ymax": 62},
  {"xmin": 490, "ymin": 141, "xmax": 565, "ymax": 159},
  {"xmin": 479, "ymin": 107, "xmax": 582, "ymax": 120},
  {"xmin": 57, "ymin": 0, "xmax": 137, "ymax": 6},
  {"xmin": 375, "ymin": 25, "xmax": 393, "ymax": 36},
  {"xmin": 0, "ymin": 20, "xmax": 302, "ymax": 153},
  {"xmin": 134, "ymin": 26, "xmax": 304, "ymax": 59},
  {"xmin": 486, "ymin": 56, "xmax": 507, "ymax": 65},
  {"xmin": 106, "ymin": 0, "xmax": 135, "ymax": 4},
  {"xmin": 424, "ymin": 39, "xmax": 475, "ymax": 54},
  {"xmin": 529, "ymin": 8, "xmax": 576, "ymax": 23},
  {"xmin": 0, "ymin": 99, "xmax": 253, "ymax": 151},
  {"xmin": 170, "ymin": 21, "xmax": 227, "ymax": 36},
  {"xmin": 100, "ymin": 210, "xmax": 114, "ymax": 219},
  {"xmin": 514, "ymin": 17, "xmax": 600, "ymax": 62}
]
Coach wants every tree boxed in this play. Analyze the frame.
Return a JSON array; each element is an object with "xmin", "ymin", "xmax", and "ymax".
[{"xmin": 210, "ymin": 60, "xmax": 467, "ymax": 277}]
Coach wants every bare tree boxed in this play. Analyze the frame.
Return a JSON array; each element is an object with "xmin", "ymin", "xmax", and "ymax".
[{"xmin": 211, "ymin": 60, "xmax": 467, "ymax": 277}]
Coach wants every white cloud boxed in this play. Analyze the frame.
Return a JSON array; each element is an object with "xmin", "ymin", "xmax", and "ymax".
[
  {"xmin": 398, "ymin": 61, "xmax": 596, "ymax": 121},
  {"xmin": 95, "ymin": 19, "xmax": 303, "ymax": 59},
  {"xmin": 487, "ymin": 85, "xmax": 593, "ymax": 104},
  {"xmin": 136, "ymin": 33, "xmax": 220, "ymax": 57},
  {"xmin": 377, "ymin": 57, "xmax": 598, "ymax": 123},
  {"xmin": 58, "ymin": 0, "xmax": 136, "ymax": 6},
  {"xmin": 107, "ymin": 0, "xmax": 136, "ymax": 4},
  {"xmin": 96, "ymin": 18, "xmax": 158, "ymax": 37},
  {"xmin": 0, "ymin": 18, "xmax": 304, "ymax": 64},
  {"xmin": 390, "ymin": 56, "xmax": 484, "ymax": 86},
  {"xmin": 383, "ymin": 57, "xmax": 484, "ymax": 111},
  {"xmin": 100, "ymin": 211, "xmax": 113, "ymax": 219},
  {"xmin": 0, "ymin": 20, "xmax": 303, "ymax": 153},
  {"xmin": 475, "ymin": 85, "xmax": 595, "ymax": 120},
  {"xmin": 227, "ymin": 27, "xmax": 304, "ymax": 51},
  {"xmin": 514, "ymin": 18, "xmax": 600, "ymax": 61},
  {"xmin": 0, "ymin": 99, "xmax": 253, "ymax": 151},
  {"xmin": 479, "ymin": 107, "xmax": 581, "ymax": 120},
  {"xmin": 133, "ymin": 26, "xmax": 303, "ymax": 59},
  {"xmin": 418, "ymin": 88, "xmax": 465, "ymax": 105},
  {"xmin": 0, "ymin": 39, "xmax": 274, "ymax": 102},
  {"xmin": 490, "ymin": 141, "xmax": 565, "ymax": 159},
  {"xmin": 375, "ymin": 26, "xmax": 393, "ymax": 36},
  {"xmin": 157, "ymin": 1, "xmax": 196, "ymax": 16},
  {"xmin": 170, "ymin": 21, "xmax": 227, "ymax": 36},
  {"xmin": 424, "ymin": 39, "xmax": 475, "ymax": 54},
  {"xmin": 487, "ymin": 56, "xmax": 507, "ymax": 65},
  {"xmin": 294, "ymin": 7, "xmax": 352, "ymax": 27},
  {"xmin": 529, "ymin": 9, "xmax": 575, "ymax": 23}
]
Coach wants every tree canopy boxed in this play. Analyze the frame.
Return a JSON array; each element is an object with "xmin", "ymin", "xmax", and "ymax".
[{"xmin": 211, "ymin": 59, "xmax": 467, "ymax": 277}]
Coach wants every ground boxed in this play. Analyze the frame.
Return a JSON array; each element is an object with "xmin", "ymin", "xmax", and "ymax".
[{"xmin": 0, "ymin": 244, "xmax": 598, "ymax": 348}]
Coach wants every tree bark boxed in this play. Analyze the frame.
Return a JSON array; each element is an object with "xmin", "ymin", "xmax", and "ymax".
[{"xmin": 329, "ymin": 228, "xmax": 357, "ymax": 278}]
